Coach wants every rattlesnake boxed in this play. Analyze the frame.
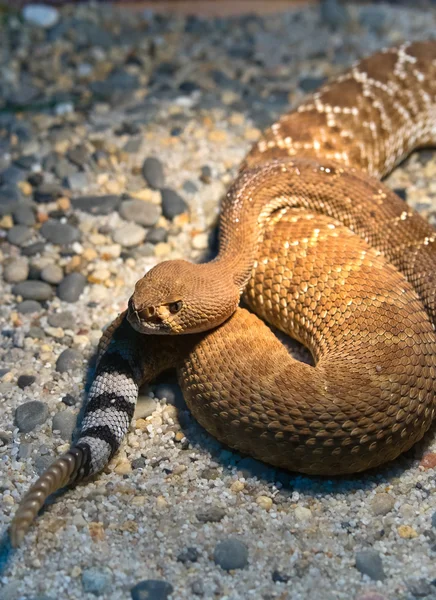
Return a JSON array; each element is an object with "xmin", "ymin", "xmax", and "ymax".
[{"xmin": 9, "ymin": 40, "xmax": 436, "ymax": 547}]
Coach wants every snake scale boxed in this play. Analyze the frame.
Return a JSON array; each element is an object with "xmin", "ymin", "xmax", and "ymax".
[{"xmin": 9, "ymin": 40, "xmax": 436, "ymax": 547}]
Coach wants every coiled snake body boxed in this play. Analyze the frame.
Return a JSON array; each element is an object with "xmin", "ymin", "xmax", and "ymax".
[{"xmin": 10, "ymin": 40, "xmax": 436, "ymax": 546}]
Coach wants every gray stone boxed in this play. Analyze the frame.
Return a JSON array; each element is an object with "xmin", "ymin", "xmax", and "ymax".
[
  {"xmin": 4, "ymin": 257, "xmax": 29, "ymax": 283},
  {"xmin": 13, "ymin": 280, "xmax": 53, "ymax": 301},
  {"xmin": 0, "ymin": 165, "xmax": 27, "ymax": 186},
  {"xmin": 71, "ymin": 195, "xmax": 120, "ymax": 215},
  {"xmin": 48, "ymin": 311, "xmax": 75, "ymax": 329},
  {"xmin": 56, "ymin": 349, "xmax": 83, "ymax": 373},
  {"xmin": 142, "ymin": 157, "xmax": 165, "ymax": 189},
  {"xmin": 57, "ymin": 273, "xmax": 86, "ymax": 302},
  {"xmin": 21, "ymin": 241, "xmax": 45, "ymax": 256},
  {"xmin": 52, "ymin": 410, "xmax": 76, "ymax": 440},
  {"xmin": 183, "ymin": 180, "xmax": 198, "ymax": 194},
  {"xmin": 130, "ymin": 580, "xmax": 174, "ymax": 600},
  {"xmin": 41, "ymin": 264, "xmax": 64, "ymax": 284},
  {"xmin": 22, "ymin": 4, "xmax": 59, "ymax": 28},
  {"xmin": 196, "ymin": 505, "xmax": 226, "ymax": 523},
  {"xmin": 17, "ymin": 299, "xmax": 42, "ymax": 314},
  {"xmin": 161, "ymin": 188, "xmax": 188, "ymax": 219},
  {"xmin": 177, "ymin": 546, "xmax": 199, "ymax": 564},
  {"xmin": 7, "ymin": 225, "xmax": 33, "ymax": 246},
  {"xmin": 65, "ymin": 172, "xmax": 89, "ymax": 191},
  {"xmin": 406, "ymin": 578, "xmax": 434, "ymax": 597},
  {"xmin": 370, "ymin": 493, "xmax": 395, "ymax": 516},
  {"xmin": 145, "ymin": 227, "xmax": 168, "ymax": 244},
  {"xmin": 15, "ymin": 400, "xmax": 49, "ymax": 433},
  {"xmin": 40, "ymin": 220, "xmax": 80, "ymax": 245},
  {"xmin": 119, "ymin": 199, "xmax": 161, "ymax": 227},
  {"xmin": 355, "ymin": 550, "xmax": 386, "ymax": 581},
  {"xmin": 34, "ymin": 182, "xmax": 62, "ymax": 203},
  {"xmin": 320, "ymin": 0, "xmax": 349, "ymax": 30},
  {"xmin": 432, "ymin": 511, "xmax": 436, "ymax": 528},
  {"xmin": 34, "ymin": 455, "xmax": 53, "ymax": 475},
  {"xmin": 81, "ymin": 568, "xmax": 111, "ymax": 596},
  {"xmin": 18, "ymin": 442, "xmax": 33, "ymax": 460},
  {"xmin": 112, "ymin": 223, "xmax": 146, "ymax": 247},
  {"xmin": 213, "ymin": 538, "xmax": 248, "ymax": 570},
  {"xmin": 13, "ymin": 204, "xmax": 36, "ymax": 226}
]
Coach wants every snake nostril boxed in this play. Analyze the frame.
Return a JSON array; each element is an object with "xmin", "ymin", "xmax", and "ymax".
[{"xmin": 138, "ymin": 306, "xmax": 158, "ymax": 321}]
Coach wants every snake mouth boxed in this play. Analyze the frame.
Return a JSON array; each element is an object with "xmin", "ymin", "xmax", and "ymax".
[{"xmin": 127, "ymin": 299, "xmax": 173, "ymax": 334}]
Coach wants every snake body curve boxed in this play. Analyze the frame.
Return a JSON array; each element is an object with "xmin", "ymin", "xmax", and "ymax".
[{"xmin": 9, "ymin": 40, "xmax": 436, "ymax": 546}]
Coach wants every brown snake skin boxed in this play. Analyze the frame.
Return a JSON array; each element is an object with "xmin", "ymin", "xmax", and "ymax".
[{"xmin": 126, "ymin": 40, "xmax": 436, "ymax": 474}]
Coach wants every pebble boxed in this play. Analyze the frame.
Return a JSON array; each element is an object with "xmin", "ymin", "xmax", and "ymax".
[
  {"xmin": 56, "ymin": 349, "xmax": 83, "ymax": 373},
  {"xmin": 397, "ymin": 524, "xmax": 418, "ymax": 539},
  {"xmin": 196, "ymin": 505, "xmax": 226, "ymax": 523},
  {"xmin": 145, "ymin": 227, "xmax": 168, "ymax": 244},
  {"xmin": 81, "ymin": 568, "xmax": 111, "ymax": 596},
  {"xmin": 66, "ymin": 172, "xmax": 89, "ymax": 191},
  {"xmin": 295, "ymin": 506, "xmax": 312, "ymax": 521},
  {"xmin": 272, "ymin": 570, "xmax": 291, "ymax": 583},
  {"xmin": 15, "ymin": 400, "xmax": 49, "ymax": 433},
  {"xmin": 40, "ymin": 220, "xmax": 80, "ymax": 245},
  {"xmin": 420, "ymin": 453, "xmax": 436, "ymax": 469},
  {"xmin": 17, "ymin": 299, "xmax": 42, "ymax": 314},
  {"xmin": 355, "ymin": 550, "xmax": 386, "ymax": 581},
  {"xmin": 256, "ymin": 496, "xmax": 273, "ymax": 511},
  {"xmin": 142, "ymin": 157, "xmax": 165, "ymax": 190},
  {"xmin": 406, "ymin": 578, "xmax": 434, "ymax": 597},
  {"xmin": 192, "ymin": 232, "xmax": 209, "ymax": 250},
  {"xmin": 12, "ymin": 280, "xmax": 53, "ymax": 301},
  {"xmin": 371, "ymin": 492, "xmax": 395, "ymax": 516},
  {"xmin": 134, "ymin": 396, "xmax": 157, "ymax": 419},
  {"xmin": 161, "ymin": 188, "xmax": 188, "ymax": 219},
  {"xmin": 7, "ymin": 225, "xmax": 33, "ymax": 246},
  {"xmin": 213, "ymin": 538, "xmax": 248, "ymax": 571},
  {"xmin": 18, "ymin": 442, "xmax": 33, "ymax": 460},
  {"xmin": 57, "ymin": 273, "xmax": 86, "ymax": 302},
  {"xmin": 131, "ymin": 580, "xmax": 174, "ymax": 600},
  {"xmin": 21, "ymin": 241, "xmax": 45, "ymax": 256},
  {"xmin": 62, "ymin": 393, "xmax": 77, "ymax": 407},
  {"xmin": 119, "ymin": 199, "xmax": 161, "ymax": 227},
  {"xmin": 4, "ymin": 257, "xmax": 29, "ymax": 283},
  {"xmin": 41, "ymin": 264, "xmax": 64, "ymax": 285},
  {"xmin": 112, "ymin": 223, "xmax": 146, "ymax": 247},
  {"xmin": 52, "ymin": 410, "xmax": 77, "ymax": 440},
  {"xmin": 191, "ymin": 579, "xmax": 205, "ymax": 596},
  {"xmin": 22, "ymin": 4, "xmax": 59, "ymax": 28},
  {"xmin": 34, "ymin": 455, "xmax": 53, "ymax": 475},
  {"xmin": 34, "ymin": 183, "xmax": 62, "ymax": 203},
  {"xmin": 177, "ymin": 546, "xmax": 199, "ymax": 564},
  {"xmin": 71, "ymin": 195, "xmax": 121, "ymax": 215},
  {"xmin": 13, "ymin": 204, "xmax": 36, "ymax": 226},
  {"xmin": 48, "ymin": 311, "xmax": 75, "ymax": 329},
  {"xmin": 17, "ymin": 374, "xmax": 36, "ymax": 389}
]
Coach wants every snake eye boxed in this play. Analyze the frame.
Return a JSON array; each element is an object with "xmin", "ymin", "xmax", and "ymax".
[{"xmin": 168, "ymin": 301, "xmax": 183, "ymax": 314}]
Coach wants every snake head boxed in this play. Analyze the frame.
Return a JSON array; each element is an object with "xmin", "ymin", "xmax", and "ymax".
[{"xmin": 127, "ymin": 259, "xmax": 240, "ymax": 335}]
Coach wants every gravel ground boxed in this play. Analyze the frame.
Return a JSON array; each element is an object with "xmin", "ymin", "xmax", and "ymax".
[{"xmin": 1, "ymin": 3, "xmax": 436, "ymax": 600}]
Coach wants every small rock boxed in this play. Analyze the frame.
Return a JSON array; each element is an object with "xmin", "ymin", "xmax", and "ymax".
[
  {"xmin": 17, "ymin": 299, "xmax": 42, "ymax": 314},
  {"xmin": 62, "ymin": 394, "xmax": 77, "ymax": 407},
  {"xmin": 192, "ymin": 233, "xmax": 209, "ymax": 250},
  {"xmin": 256, "ymin": 496, "xmax": 273, "ymax": 511},
  {"xmin": 48, "ymin": 311, "xmax": 75, "ymax": 329},
  {"xmin": 320, "ymin": 0, "xmax": 349, "ymax": 30},
  {"xmin": 371, "ymin": 492, "xmax": 395, "ymax": 516},
  {"xmin": 13, "ymin": 204, "xmax": 36, "ymax": 226},
  {"xmin": 119, "ymin": 199, "xmax": 161, "ymax": 227},
  {"xmin": 56, "ymin": 349, "xmax": 83, "ymax": 373},
  {"xmin": 420, "ymin": 452, "xmax": 436, "ymax": 469},
  {"xmin": 66, "ymin": 172, "xmax": 89, "ymax": 191},
  {"xmin": 145, "ymin": 227, "xmax": 168, "ymax": 244},
  {"xmin": 161, "ymin": 188, "xmax": 188, "ymax": 219},
  {"xmin": 213, "ymin": 538, "xmax": 248, "ymax": 571},
  {"xmin": 18, "ymin": 442, "xmax": 33, "ymax": 460},
  {"xmin": 397, "ymin": 524, "xmax": 418, "ymax": 539},
  {"xmin": 21, "ymin": 241, "xmax": 45, "ymax": 256},
  {"xmin": 272, "ymin": 570, "xmax": 291, "ymax": 583},
  {"xmin": 22, "ymin": 4, "xmax": 59, "ymax": 28},
  {"xmin": 17, "ymin": 374, "xmax": 36, "ymax": 389},
  {"xmin": 200, "ymin": 165, "xmax": 212, "ymax": 184},
  {"xmin": 57, "ymin": 273, "xmax": 86, "ymax": 302},
  {"xmin": 191, "ymin": 579, "xmax": 205, "ymax": 597},
  {"xmin": 40, "ymin": 220, "xmax": 80, "ymax": 245},
  {"xmin": 406, "ymin": 577, "xmax": 434, "ymax": 597},
  {"xmin": 4, "ymin": 257, "xmax": 29, "ymax": 283},
  {"xmin": 196, "ymin": 505, "xmax": 226, "ymax": 523},
  {"xmin": 134, "ymin": 396, "xmax": 157, "ymax": 419},
  {"xmin": 295, "ymin": 506, "xmax": 312, "ymax": 521},
  {"xmin": 81, "ymin": 568, "xmax": 111, "ymax": 597},
  {"xmin": 41, "ymin": 264, "xmax": 64, "ymax": 284},
  {"xmin": 131, "ymin": 457, "xmax": 146, "ymax": 470},
  {"xmin": 12, "ymin": 280, "xmax": 53, "ymax": 301},
  {"xmin": 52, "ymin": 410, "xmax": 76, "ymax": 440},
  {"xmin": 15, "ymin": 400, "xmax": 49, "ymax": 433},
  {"xmin": 112, "ymin": 223, "xmax": 146, "ymax": 247},
  {"xmin": 7, "ymin": 225, "xmax": 33, "ymax": 246},
  {"xmin": 142, "ymin": 157, "xmax": 165, "ymax": 190},
  {"xmin": 71, "ymin": 195, "xmax": 120, "ymax": 215},
  {"xmin": 177, "ymin": 546, "xmax": 199, "ymax": 564},
  {"xmin": 34, "ymin": 182, "xmax": 62, "ymax": 203},
  {"xmin": 131, "ymin": 580, "xmax": 174, "ymax": 600},
  {"xmin": 34, "ymin": 454, "xmax": 53, "ymax": 475},
  {"xmin": 355, "ymin": 550, "xmax": 386, "ymax": 581}
]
